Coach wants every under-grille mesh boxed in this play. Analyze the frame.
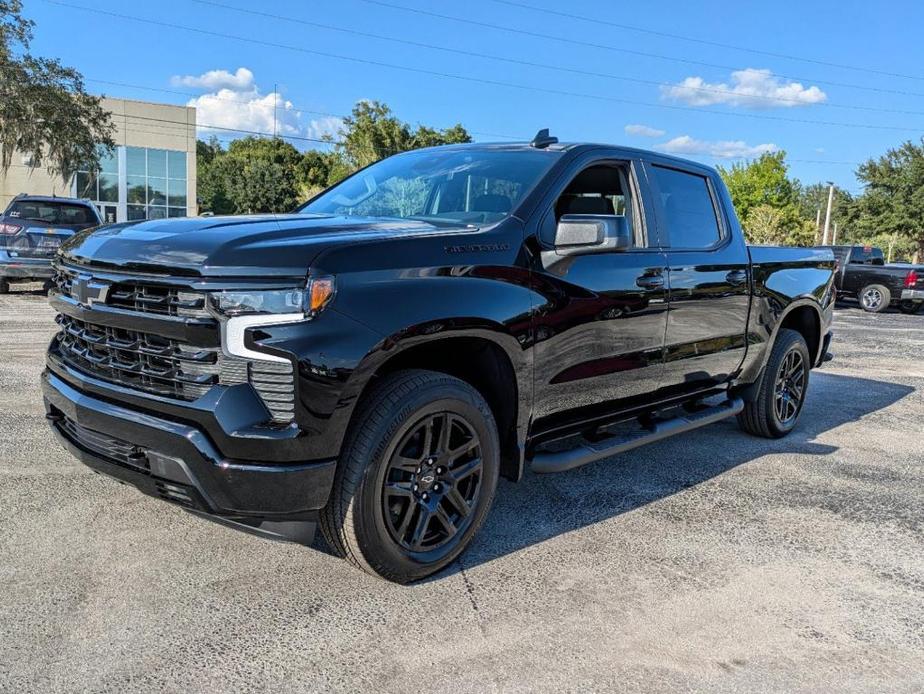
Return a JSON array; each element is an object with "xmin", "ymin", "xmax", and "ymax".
[{"xmin": 59, "ymin": 416, "xmax": 149, "ymax": 471}]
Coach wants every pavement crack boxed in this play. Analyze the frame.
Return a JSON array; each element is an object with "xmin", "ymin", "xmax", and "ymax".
[{"xmin": 458, "ymin": 557, "xmax": 487, "ymax": 636}]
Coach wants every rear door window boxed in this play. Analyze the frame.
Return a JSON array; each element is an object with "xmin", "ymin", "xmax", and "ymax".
[{"xmin": 650, "ymin": 165, "xmax": 722, "ymax": 249}]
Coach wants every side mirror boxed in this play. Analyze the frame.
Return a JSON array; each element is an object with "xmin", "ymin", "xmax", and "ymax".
[{"xmin": 552, "ymin": 214, "xmax": 631, "ymax": 256}]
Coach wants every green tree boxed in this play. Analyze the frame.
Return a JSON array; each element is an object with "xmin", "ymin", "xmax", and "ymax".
[
  {"xmin": 0, "ymin": 0, "xmax": 114, "ymax": 179},
  {"xmin": 198, "ymin": 136, "xmax": 303, "ymax": 214},
  {"xmin": 718, "ymin": 151, "xmax": 798, "ymax": 223},
  {"xmin": 332, "ymin": 100, "xmax": 470, "ymax": 179},
  {"xmin": 853, "ymin": 139, "xmax": 924, "ymax": 261},
  {"xmin": 196, "ymin": 101, "xmax": 472, "ymax": 213},
  {"xmin": 718, "ymin": 152, "xmax": 814, "ymax": 245},
  {"xmin": 797, "ymin": 182, "xmax": 855, "ymax": 244}
]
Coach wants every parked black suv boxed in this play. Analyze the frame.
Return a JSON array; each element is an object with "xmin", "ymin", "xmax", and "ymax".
[
  {"xmin": 0, "ymin": 195, "xmax": 101, "ymax": 293},
  {"xmin": 43, "ymin": 135, "xmax": 835, "ymax": 582}
]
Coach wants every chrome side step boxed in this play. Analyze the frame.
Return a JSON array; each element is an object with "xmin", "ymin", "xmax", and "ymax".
[{"xmin": 530, "ymin": 398, "xmax": 744, "ymax": 474}]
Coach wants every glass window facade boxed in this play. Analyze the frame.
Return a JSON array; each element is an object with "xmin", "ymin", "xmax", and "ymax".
[{"xmin": 74, "ymin": 146, "xmax": 189, "ymax": 223}]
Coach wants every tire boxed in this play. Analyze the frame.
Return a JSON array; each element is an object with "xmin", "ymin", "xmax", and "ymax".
[
  {"xmin": 899, "ymin": 300, "xmax": 923, "ymax": 315},
  {"xmin": 319, "ymin": 369, "xmax": 500, "ymax": 583},
  {"xmin": 859, "ymin": 284, "xmax": 890, "ymax": 313},
  {"xmin": 0, "ymin": 279, "xmax": 8, "ymax": 294},
  {"xmin": 737, "ymin": 328, "xmax": 811, "ymax": 439},
  {"xmin": 42, "ymin": 279, "xmax": 54, "ymax": 296}
]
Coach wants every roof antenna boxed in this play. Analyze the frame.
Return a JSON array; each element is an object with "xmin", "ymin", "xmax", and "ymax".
[{"xmin": 530, "ymin": 128, "xmax": 558, "ymax": 149}]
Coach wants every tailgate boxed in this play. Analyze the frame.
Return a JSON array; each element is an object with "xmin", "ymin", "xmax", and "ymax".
[{"xmin": 6, "ymin": 226, "xmax": 73, "ymax": 259}]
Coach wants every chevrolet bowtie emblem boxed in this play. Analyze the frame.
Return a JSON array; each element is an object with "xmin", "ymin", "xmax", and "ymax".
[{"xmin": 72, "ymin": 275, "xmax": 109, "ymax": 307}]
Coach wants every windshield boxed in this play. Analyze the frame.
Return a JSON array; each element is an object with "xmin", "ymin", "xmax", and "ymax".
[
  {"xmin": 300, "ymin": 148, "xmax": 560, "ymax": 225},
  {"xmin": 5, "ymin": 200, "xmax": 97, "ymax": 225}
]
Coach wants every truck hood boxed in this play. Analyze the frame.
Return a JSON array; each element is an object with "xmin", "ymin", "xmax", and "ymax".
[{"xmin": 58, "ymin": 213, "xmax": 463, "ymax": 278}]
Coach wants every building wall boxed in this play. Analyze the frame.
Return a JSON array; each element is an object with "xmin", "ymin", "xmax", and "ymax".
[{"xmin": 0, "ymin": 97, "xmax": 197, "ymax": 221}]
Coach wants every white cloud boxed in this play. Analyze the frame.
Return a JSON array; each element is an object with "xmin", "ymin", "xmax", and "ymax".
[
  {"xmin": 655, "ymin": 135, "xmax": 778, "ymax": 159},
  {"xmin": 171, "ymin": 67, "xmax": 255, "ymax": 92},
  {"xmin": 624, "ymin": 124, "xmax": 666, "ymax": 138},
  {"xmin": 306, "ymin": 115, "xmax": 343, "ymax": 141},
  {"xmin": 661, "ymin": 68, "xmax": 827, "ymax": 109},
  {"xmin": 171, "ymin": 67, "xmax": 342, "ymax": 144}
]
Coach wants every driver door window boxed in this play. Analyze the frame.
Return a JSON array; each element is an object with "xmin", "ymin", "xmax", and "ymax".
[{"xmin": 544, "ymin": 164, "xmax": 641, "ymax": 247}]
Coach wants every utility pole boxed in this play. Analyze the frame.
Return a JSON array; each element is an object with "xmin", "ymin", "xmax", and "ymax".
[
  {"xmin": 273, "ymin": 82, "xmax": 278, "ymax": 141},
  {"xmin": 822, "ymin": 182, "xmax": 835, "ymax": 245}
]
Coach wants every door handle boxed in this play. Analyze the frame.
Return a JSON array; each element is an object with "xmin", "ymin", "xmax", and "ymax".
[
  {"xmin": 726, "ymin": 269, "xmax": 749, "ymax": 286},
  {"xmin": 636, "ymin": 273, "xmax": 665, "ymax": 289}
]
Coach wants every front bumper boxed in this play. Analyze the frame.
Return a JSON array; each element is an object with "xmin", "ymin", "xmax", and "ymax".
[
  {"xmin": 901, "ymin": 289, "xmax": 924, "ymax": 301},
  {"xmin": 0, "ymin": 250, "xmax": 54, "ymax": 279},
  {"xmin": 43, "ymin": 370, "xmax": 337, "ymax": 533}
]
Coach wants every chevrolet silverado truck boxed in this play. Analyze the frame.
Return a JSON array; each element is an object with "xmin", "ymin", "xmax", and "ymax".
[
  {"xmin": 43, "ymin": 132, "xmax": 835, "ymax": 583},
  {"xmin": 816, "ymin": 244, "xmax": 924, "ymax": 314},
  {"xmin": 0, "ymin": 194, "xmax": 102, "ymax": 294}
]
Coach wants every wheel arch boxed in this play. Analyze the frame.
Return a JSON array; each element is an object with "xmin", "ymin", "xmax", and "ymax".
[{"xmin": 348, "ymin": 334, "xmax": 527, "ymax": 482}]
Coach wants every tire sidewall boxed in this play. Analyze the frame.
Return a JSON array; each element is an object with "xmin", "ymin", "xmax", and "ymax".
[
  {"xmin": 767, "ymin": 333, "xmax": 811, "ymax": 436},
  {"xmin": 860, "ymin": 284, "xmax": 890, "ymax": 313},
  {"xmin": 350, "ymin": 382, "xmax": 499, "ymax": 580}
]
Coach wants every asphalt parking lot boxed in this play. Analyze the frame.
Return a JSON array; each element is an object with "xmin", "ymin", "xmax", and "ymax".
[{"xmin": 1, "ymin": 285, "xmax": 922, "ymax": 693}]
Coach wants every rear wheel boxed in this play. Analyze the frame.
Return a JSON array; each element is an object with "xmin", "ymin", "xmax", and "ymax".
[
  {"xmin": 899, "ymin": 300, "xmax": 923, "ymax": 315},
  {"xmin": 0, "ymin": 279, "xmax": 8, "ymax": 294},
  {"xmin": 42, "ymin": 279, "xmax": 54, "ymax": 296},
  {"xmin": 319, "ymin": 369, "xmax": 499, "ymax": 583},
  {"xmin": 859, "ymin": 284, "xmax": 890, "ymax": 313},
  {"xmin": 738, "ymin": 329, "xmax": 811, "ymax": 439}
]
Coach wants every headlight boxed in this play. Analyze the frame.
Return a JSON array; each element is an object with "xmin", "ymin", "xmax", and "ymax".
[{"xmin": 209, "ymin": 277, "xmax": 335, "ymax": 318}]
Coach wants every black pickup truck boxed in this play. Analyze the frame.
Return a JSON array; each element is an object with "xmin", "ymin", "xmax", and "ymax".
[
  {"xmin": 818, "ymin": 245, "xmax": 924, "ymax": 314},
  {"xmin": 43, "ymin": 133, "xmax": 835, "ymax": 582}
]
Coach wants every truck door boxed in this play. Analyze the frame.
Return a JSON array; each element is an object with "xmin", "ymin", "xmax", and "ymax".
[
  {"xmin": 645, "ymin": 161, "xmax": 751, "ymax": 395},
  {"xmin": 530, "ymin": 156, "xmax": 669, "ymax": 425}
]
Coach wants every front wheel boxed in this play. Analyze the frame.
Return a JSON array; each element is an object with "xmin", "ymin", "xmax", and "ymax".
[
  {"xmin": 320, "ymin": 369, "xmax": 499, "ymax": 583},
  {"xmin": 899, "ymin": 300, "xmax": 923, "ymax": 315},
  {"xmin": 0, "ymin": 279, "xmax": 9, "ymax": 294},
  {"xmin": 859, "ymin": 284, "xmax": 891, "ymax": 313},
  {"xmin": 738, "ymin": 328, "xmax": 811, "ymax": 439}
]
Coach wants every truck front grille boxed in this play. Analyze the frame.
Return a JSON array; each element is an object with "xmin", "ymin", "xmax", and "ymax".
[
  {"xmin": 52, "ymin": 268, "xmax": 297, "ymax": 424},
  {"xmin": 56, "ymin": 314, "xmax": 218, "ymax": 401}
]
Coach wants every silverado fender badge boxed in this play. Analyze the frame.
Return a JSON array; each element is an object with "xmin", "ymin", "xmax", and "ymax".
[{"xmin": 445, "ymin": 242, "xmax": 510, "ymax": 254}]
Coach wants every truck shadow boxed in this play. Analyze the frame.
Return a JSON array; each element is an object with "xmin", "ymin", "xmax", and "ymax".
[{"xmin": 430, "ymin": 371, "xmax": 915, "ymax": 580}]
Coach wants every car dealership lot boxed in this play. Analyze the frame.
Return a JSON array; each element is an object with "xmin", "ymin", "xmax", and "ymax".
[{"xmin": 1, "ymin": 286, "xmax": 922, "ymax": 693}]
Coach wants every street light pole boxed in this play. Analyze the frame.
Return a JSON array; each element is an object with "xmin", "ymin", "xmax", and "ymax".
[{"xmin": 822, "ymin": 182, "xmax": 835, "ymax": 245}]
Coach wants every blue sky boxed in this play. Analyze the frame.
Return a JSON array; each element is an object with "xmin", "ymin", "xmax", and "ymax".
[{"xmin": 28, "ymin": 0, "xmax": 924, "ymax": 194}]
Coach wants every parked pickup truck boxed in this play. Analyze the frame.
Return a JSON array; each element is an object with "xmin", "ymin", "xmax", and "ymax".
[
  {"xmin": 0, "ymin": 194, "xmax": 102, "ymax": 294},
  {"xmin": 817, "ymin": 244, "xmax": 924, "ymax": 314},
  {"xmin": 43, "ymin": 132, "xmax": 835, "ymax": 582}
]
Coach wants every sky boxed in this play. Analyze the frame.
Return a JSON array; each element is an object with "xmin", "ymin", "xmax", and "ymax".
[{"xmin": 25, "ymin": 0, "xmax": 924, "ymax": 194}]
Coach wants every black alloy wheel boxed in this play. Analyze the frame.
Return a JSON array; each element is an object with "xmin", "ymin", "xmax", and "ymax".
[
  {"xmin": 319, "ymin": 369, "xmax": 500, "ymax": 583},
  {"xmin": 382, "ymin": 412, "xmax": 483, "ymax": 553},
  {"xmin": 737, "ymin": 328, "xmax": 811, "ymax": 439},
  {"xmin": 774, "ymin": 349, "xmax": 806, "ymax": 425}
]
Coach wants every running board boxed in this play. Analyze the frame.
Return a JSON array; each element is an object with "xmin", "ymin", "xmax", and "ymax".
[{"xmin": 530, "ymin": 398, "xmax": 744, "ymax": 474}]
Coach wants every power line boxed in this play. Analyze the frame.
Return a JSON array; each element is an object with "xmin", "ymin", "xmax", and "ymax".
[
  {"xmin": 194, "ymin": 0, "xmax": 924, "ymax": 117},
  {"xmin": 42, "ymin": 0, "xmax": 924, "ymax": 134},
  {"xmin": 486, "ymin": 0, "xmax": 924, "ymax": 84},
  {"xmin": 357, "ymin": 0, "xmax": 924, "ymax": 101}
]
